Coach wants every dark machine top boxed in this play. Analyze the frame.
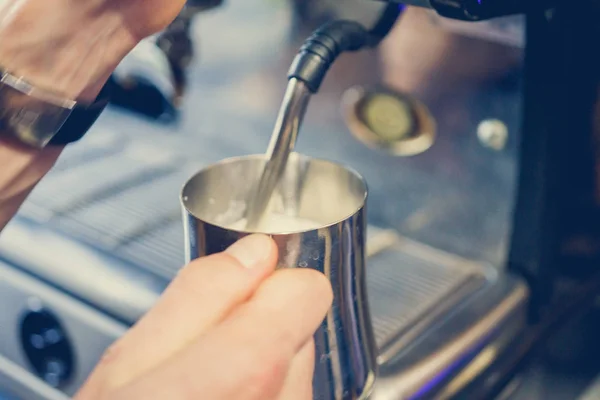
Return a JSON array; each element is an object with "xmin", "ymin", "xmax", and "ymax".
[{"xmin": 378, "ymin": 0, "xmax": 536, "ymax": 20}]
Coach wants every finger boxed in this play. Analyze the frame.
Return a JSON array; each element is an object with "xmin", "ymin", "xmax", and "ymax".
[
  {"xmin": 113, "ymin": 268, "xmax": 333, "ymax": 400},
  {"xmin": 87, "ymin": 234, "xmax": 278, "ymax": 391},
  {"xmin": 277, "ymin": 340, "xmax": 315, "ymax": 400}
]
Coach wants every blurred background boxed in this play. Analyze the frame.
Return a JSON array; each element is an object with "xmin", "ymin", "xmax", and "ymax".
[{"xmin": 2, "ymin": 1, "xmax": 600, "ymax": 399}]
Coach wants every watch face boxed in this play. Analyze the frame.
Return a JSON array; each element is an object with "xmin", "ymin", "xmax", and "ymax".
[{"xmin": 0, "ymin": 71, "xmax": 76, "ymax": 148}]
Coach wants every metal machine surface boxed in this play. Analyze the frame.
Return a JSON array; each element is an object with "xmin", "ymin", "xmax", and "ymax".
[{"xmin": 1, "ymin": 0, "xmax": 600, "ymax": 399}]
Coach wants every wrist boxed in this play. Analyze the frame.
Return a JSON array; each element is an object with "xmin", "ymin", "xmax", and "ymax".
[
  {"xmin": 0, "ymin": 1, "xmax": 137, "ymax": 101},
  {"xmin": 0, "ymin": 136, "xmax": 63, "ymax": 232}
]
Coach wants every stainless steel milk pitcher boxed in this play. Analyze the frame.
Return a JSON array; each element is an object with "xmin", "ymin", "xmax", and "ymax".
[{"xmin": 180, "ymin": 152, "xmax": 377, "ymax": 399}]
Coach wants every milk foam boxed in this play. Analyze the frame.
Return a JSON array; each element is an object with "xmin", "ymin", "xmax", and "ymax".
[{"xmin": 227, "ymin": 214, "xmax": 321, "ymax": 233}]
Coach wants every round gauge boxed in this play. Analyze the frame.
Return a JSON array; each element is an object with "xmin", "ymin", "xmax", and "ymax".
[
  {"xmin": 342, "ymin": 85, "xmax": 436, "ymax": 156},
  {"xmin": 360, "ymin": 93, "xmax": 415, "ymax": 142}
]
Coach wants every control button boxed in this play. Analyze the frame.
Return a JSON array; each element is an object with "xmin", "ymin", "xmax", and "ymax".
[{"xmin": 19, "ymin": 308, "xmax": 74, "ymax": 389}]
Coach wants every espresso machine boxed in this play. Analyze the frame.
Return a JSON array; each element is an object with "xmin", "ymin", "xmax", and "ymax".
[
  {"xmin": 106, "ymin": 0, "xmax": 223, "ymax": 122},
  {"xmin": 1, "ymin": 0, "xmax": 600, "ymax": 399}
]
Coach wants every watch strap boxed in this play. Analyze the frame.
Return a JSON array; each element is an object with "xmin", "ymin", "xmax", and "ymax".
[{"xmin": 48, "ymin": 82, "xmax": 111, "ymax": 146}]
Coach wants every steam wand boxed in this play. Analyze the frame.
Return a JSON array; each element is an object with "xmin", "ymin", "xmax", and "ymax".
[{"xmin": 244, "ymin": 20, "xmax": 373, "ymax": 230}]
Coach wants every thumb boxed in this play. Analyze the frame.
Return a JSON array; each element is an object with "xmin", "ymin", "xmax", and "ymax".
[{"xmin": 76, "ymin": 234, "xmax": 278, "ymax": 397}]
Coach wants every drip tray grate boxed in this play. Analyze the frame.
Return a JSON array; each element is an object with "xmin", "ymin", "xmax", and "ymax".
[{"xmin": 365, "ymin": 233, "xmax": 491, "ymax": 351}]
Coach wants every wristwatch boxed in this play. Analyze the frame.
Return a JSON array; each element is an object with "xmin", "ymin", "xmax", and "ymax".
[{"xmin": 0, "ymin": 69, "xmax": 111, "ymax": 149}]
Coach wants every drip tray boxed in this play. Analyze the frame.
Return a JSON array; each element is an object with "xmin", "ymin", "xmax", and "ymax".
[{"xmin": 365, "ymin": 229, "xmax": 528, "ymax": 399}]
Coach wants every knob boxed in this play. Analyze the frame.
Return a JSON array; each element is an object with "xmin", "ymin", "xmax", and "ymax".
[{"xmin": 19, "ymin": 307, "xmax": 74, "ymax": 389}]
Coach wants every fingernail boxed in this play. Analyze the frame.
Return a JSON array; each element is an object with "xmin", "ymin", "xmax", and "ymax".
[{"xmin": 226, "ymin": 234, "xmax": 272, "ymax": 268}]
